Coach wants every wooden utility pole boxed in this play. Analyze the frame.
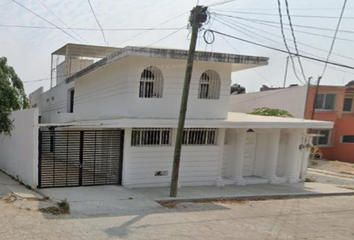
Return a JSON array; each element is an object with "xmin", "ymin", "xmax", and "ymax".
[
  {"xmin": 283, "ymin": 56, "xmax": 289, "ymax": 88},
  {"xmin": 170, "ymin": 5, "xmax": 208, "ymax": 197},
  {"xmin": 311, "ymin": 76, "xmax": 322, "ymax": 120}
]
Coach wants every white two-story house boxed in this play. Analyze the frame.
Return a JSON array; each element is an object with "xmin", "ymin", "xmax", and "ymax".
[{"xmin": 29, "ymin": 44, "xmax": 332, "ymax": 189}]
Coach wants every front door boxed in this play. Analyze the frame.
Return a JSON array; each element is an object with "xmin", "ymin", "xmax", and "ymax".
[{"xmin": 242, "ymin": 133, "xmax": 257, "ymax": 176}]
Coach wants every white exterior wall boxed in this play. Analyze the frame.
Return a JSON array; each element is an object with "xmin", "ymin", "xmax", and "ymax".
[
  {"xmin": 0, "ymin": 109, "xmax": 39, "ymax": 188},
  {"xmin": 74, "ymin": 56, "xmax": 233, "ymax": 121},
  {"xmin": 57, "ymin": 59, "xmax": 94, "ymax": 85},
  {"xmin": 122, "ymin": 128, "xmax": 223, "ymax": 188},
  {"xmin": 40, "ymin": 80, "xmax": 75, "ymax": 123},
  {"xmin": 230, "ymin": 86, "xmax": 308, "ymax": 118}
]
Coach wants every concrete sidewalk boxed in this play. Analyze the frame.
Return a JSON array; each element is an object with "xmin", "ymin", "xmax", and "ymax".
[
  {"xmin": 0, "ymin": 171, "xmax": 43, "ymax": 200},
  {"xmin": 135, "ymin": 182, "xmax": 354, "ymax": 201}
]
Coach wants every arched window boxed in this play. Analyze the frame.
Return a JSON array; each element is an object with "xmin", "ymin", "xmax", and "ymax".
[
  {"xmin": 198, "ymin": 70, "xmax": 221, "ymax": 99},
  {"xmin": 139, "ymin": 66, "xmax": 163, "ymax": 98}
]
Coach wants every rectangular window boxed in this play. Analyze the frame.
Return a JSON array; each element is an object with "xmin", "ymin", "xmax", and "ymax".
[
  {"xmin": 311, "ymin": 129, "xmax": 331, "ymax": 146},
  {"xmin": 315, "ymin": 93, "xmax": 336, "ymax": 110},
  {"xmin": 182, "ymin": 128, "xmax": 218, "ymax": 146},
  {"xmin": 69, "ymin": 89, "xmax": 75, "ymax": 113},
  {"xmin": 342, "ymin": 135, "xmax": 354, "ymax": 143},
  {"xmin": 343, "ymin": 98, "xmax": 353, "ymax": 112},
  {"xmin": 131, "ymin": 128, "xmax": 171, "ymax": 146}
]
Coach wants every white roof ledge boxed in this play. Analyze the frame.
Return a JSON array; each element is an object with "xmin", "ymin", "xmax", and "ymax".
[{"xmin": 38, "ymin": 112, "xmax": 333, "ymax": 129}]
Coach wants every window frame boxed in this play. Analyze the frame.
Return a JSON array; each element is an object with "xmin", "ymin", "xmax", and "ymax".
[
  {"xmin": 182, "ymin": 128, "xmax": 218, "ymax": 146},
  {"xmin": 198, "ymin": 70, "xmax": 221, "ymax": 100},
  {"xmin": 139, "ymin": 66, "xmax": 164, "ymax": 99},
  {"xmin": 315, "ymin": 93, "xmax": 337, "ymax": 111},
  {"xmin": 131, "ymin": 128, "xmax": 172, "ymax": 147},
  {"xmin": 341, "ymin": 135, "xmax": 354, "ymax": 144},
  {"xmin": 311, "ymin": 129, "xmax": 332, "ymax": 147},
  {"xmin": 343, "ymin": 97, "xmax": 353, "ymax": 113}
]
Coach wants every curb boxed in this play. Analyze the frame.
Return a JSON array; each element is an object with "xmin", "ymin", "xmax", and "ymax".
[{"xmin": 156, "ymin": 191, "xmax": 354, "ymax": 203}]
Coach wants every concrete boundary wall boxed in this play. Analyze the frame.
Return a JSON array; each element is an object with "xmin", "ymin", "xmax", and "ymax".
[{"xmin": 0, "ymin": 108, "xmax": 39, "ymax": 188}]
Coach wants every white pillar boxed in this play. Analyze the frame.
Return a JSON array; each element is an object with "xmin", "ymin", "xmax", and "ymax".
[
  {"xmin": 122, "ymin": 128, "xmax": 132, "ymax": 188},
  {"xmin": 216, "ymin": 128, "xmax": 226, "ymax": 187},
  {"xmin": 232, "ymin": 129, "xmax": 247, "ymax": 185},
  {"xmin": 283, "ymin": 129, "xmax": 303, "ymax": 183},
  {"xmin": 263, "ymin": 129, "xmax": 280, "ymax": 184}
]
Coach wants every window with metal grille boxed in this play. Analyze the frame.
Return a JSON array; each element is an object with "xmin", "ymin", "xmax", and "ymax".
[
  {"xmin": 311, "ymin": 129, "xmax": 331, "ymax": 146},
  {"xmin": 315, "ymin": 93, "xmax": 336, "ymax": 110},
  {"xmin": 139, "ymin": 66, "xmax": 163, "ymax": 98},
  {"xmin": 343, "ymin": 98, "xmax": 353, "ymax": 112},
  {"xmin": 182, "ymin": 128, "xmax": 218, "ymax": 146},
  {"xmin": 131, "ymin": 128, "xmax": 171, "ymax": 146},
  {"xmin": 342, "ymin": 135, "xmax": 354, "ymax": 143},
  {"xmin": 198, "ymin": 70, "xmax": 221, "ymax": 100}
]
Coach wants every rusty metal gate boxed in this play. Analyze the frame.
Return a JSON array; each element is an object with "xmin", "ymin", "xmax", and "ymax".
[{"xmin": 38, "ymin": 130, "xmax": 124, "ymax": 188}]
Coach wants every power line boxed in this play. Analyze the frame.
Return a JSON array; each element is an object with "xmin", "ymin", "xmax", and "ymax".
[
  {"xmin": 207, "ymin": 29, "xmax": 354, "ymax": 70},
  {"xmin": 211, "ymin": 9, "xmax": 354, "ymax": 19},
  {"xmin": 0, "ymin": 24, "xmax": 183, "ymax": 32},
  {"xmin": 284, "ymin": 0, "xmax": 307, "ymax": 83},
  {"xmin": 209, "ymin": 0, "xmax": 238, "ymax": 8},
  {"xmin": 213, "ymin": 12, "xmax": 354, "ymax": 35},
  {"xmin": 211, "ymin": 24, "xmax": 279, "ymax": 87},
  {"xmin": 212, "ymin": 13, "xmax": 354, "ymax": 43},
  {"xmin": 215, "ymin": 16, "xmax": 354, "ymax": 62},
  {"xmin": 11, "ymin": 0, "xmax": 82, "ymax": 43},
  {"xmin": 321, "ymin": 0, "xmax": 348, "ymax": 77},
  {"xmin": 113, "ymin": 11, "xmax": 189, "ymax": 47},
  {"xmin": 87, "ymin": 0, "xmax": 108, "ymax": 45},
  {"xmin": 36, "ymin": 0, "xmax": 87, "ymax": 43},
  {"xmin": 276, "ymin": 0, "xmax": 304, "ymax": 84}
]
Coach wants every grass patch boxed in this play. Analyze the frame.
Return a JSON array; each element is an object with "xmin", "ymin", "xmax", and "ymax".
[
  {"xmin": 159, "ymin": 201, "xmax": 179, "ymax": 209},
  {"xmin": 305, "ymin": 178, "xmax": 316, "ymax": 182},
  {"xmin": 39, "ymin": 199, "xmax": 70, "ymax": 215}
]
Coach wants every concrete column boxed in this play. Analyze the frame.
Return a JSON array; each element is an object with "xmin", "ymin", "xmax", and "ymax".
[
  {"xmin": 283, "ymin": 129, "xmax": 303, "ymax": 183},
  {"xmin": 122, "ymin": 128, "xmax": 132, "ymax": 188},
  {"xmin": 216, "ymin": 128, "xmax": 226, "ymax": 187},
  {"xmin": 232, "ymin": 129, "xmax": 247, "ymax": 185},
  {"xmin": 263, "ymin": 129, "xmax": 281, "ymax": 183}
]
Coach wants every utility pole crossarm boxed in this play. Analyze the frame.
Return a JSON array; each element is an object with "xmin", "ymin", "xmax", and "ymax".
[{"xmin": 170, "ymin": 5, "xmax": 208, "ymax": 197}]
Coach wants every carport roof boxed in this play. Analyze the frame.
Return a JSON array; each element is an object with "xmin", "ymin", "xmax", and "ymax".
[{"xmin": 38, "ymin": 112, "xmax": 333, "ymax": 129}]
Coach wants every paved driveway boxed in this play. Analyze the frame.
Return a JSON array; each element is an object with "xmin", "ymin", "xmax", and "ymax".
[{"xmin": 39, "ymin": 186, "xmax": 163, "ymax": 217}]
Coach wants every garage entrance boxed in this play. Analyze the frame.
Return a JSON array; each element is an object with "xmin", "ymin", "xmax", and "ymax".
[{"xmin": 38, "ymin": 130, "xmax": 124, "ymax": 188}]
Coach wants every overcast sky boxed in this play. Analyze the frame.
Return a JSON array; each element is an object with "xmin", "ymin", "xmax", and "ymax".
[{"xmin": 1, "ymin": 0, "xmax": 354, "ymax": 95}]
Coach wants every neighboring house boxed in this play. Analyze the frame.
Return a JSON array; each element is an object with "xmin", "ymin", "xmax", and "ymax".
[
  {"xmin": 24, "ymin": 43, "xmax": 332, "ymax": 189},
  {"xmin": 230, "ymin": 83, "xmax": 354, "ymax": 163}
]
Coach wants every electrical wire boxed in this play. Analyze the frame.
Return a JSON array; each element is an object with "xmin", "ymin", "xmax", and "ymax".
[
  {"xmin": 211, "ymin": 9, "xmax": 354, "ymax": 19},
  {"xmin": 209, "ymin": 0, "xmax": 238, "ymax": 8},
  {"xmin": 276, "ymin": 0, "xmax": 304, "ymax": 84},
  {"xmin": 207, "ymin": 29, "xmax": 354, "ymax": 70},
  {"xmin": 215, "ymin": 16, "xmax": 354, "ymax": 62},
  {"xmin": 284, "ymin": 0, "xmax": 307, "ymax": 83},
  {"xmin": 321, "ymin": 0, "xmax": 348, "ymax": 77},
  {"xmin": 209, "ymin": 24, "xmax": 279, "ymax": 87},
  {"xmin": 36, "ymin": 0, "xmax": 87, "ymax": 43},
  {"xmin": 212, "ymin": 14, "xmax": 354, "ymax": 43},
  {"xmin": 11, "ymin": 0, "xmax": 82, "ymax": 43},
  {"xmin": 0, "ymin": 24, "xmax": 183, "ymax": 32},
  {"xmin": 213, "ymin": 12, "xmax": 354, "ymax": 35},
  {"xmin": 87, "ymin": 0, "xmax": 108, "ymax": 45},
  {"xmin": 113, "ymin": 11, "xmax": 189, "ymax": 47}
]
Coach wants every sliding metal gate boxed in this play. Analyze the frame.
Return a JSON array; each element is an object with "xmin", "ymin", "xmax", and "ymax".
[{"xmin": 38, "ymin": 130, "xmax": 124, "ymax": 188}]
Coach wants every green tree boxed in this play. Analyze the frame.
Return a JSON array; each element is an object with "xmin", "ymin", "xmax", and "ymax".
[
  {"xmin": 249, "ymin": 107, "xmax": 293, "ymax": 118},
  {"xmin": 0, "ymin": 57, "xmax": 29, "ymax": 135}
]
